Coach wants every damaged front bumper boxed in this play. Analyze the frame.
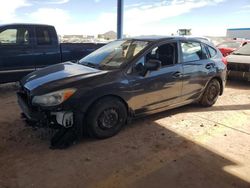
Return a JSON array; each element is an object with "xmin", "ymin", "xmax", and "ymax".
[{"xmin": 17, "ymin": 92, "xmax": 74, "ymax": 128}]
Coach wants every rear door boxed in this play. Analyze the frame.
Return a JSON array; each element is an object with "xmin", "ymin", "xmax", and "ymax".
[
  {"xmin": 33, "ymin": 26, "xmax": 61, "ymax": 69},
  {"xmin": 180, "ymin": 40, "xmax": 216, "ymax": 102},
  {"xmin": 0, "ymin": 25, "xmax": 35, "ymax": 83}
]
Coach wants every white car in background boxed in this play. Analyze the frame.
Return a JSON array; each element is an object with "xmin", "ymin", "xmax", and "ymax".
[{"xmin": 227, "ymin": 43, "xmax": 250, "ymax": 81}]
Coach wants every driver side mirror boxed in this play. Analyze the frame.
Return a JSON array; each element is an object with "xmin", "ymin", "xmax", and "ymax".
[
  {"xmin": 145, "ymin": 59, "xmax": 161, "ymax": 71},
  {"xmin": 135, "ymin": 59, "xmax": 162, "ymax": 77}
]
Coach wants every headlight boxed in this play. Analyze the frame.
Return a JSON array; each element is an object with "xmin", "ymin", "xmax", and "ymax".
[{"xmin": 32, "ymin": 88, "xmax": 77, "ymax": 107}]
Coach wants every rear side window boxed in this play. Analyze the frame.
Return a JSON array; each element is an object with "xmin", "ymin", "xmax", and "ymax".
[
  {"xmin": 0, "ymin": 28, "xmax": 30, "ymax": 45},
  {"xmin": 35, "ymin": 27, "xmax": 52, "ymax": 45},
  {"xmin": 181, "ymin": 42, "xmax": 207, "ymax": 62},
  {"xmin": 207, "ymin": 46, "xmax": 217, "ymax": 58}
]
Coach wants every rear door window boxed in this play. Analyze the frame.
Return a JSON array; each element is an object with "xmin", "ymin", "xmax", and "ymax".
[
  {"xmin": 181, "ymin": 41, "xmax": 207, "ymax": 62},
  {"xmin": 207, "ymin": 46, "xmax": 217, "ymax": 58},
  {"xmin": 35, "ymin": 27, "xmax": 52, "ymax": 45}
]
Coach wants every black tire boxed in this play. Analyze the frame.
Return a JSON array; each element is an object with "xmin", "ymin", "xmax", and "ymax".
[
  {"xmin": 86, "ymin": 97, "xmax": 127, "ymax": 139},
  {"xmin": 200, "ymin": 79, "xmax": 220, "ymax": 107}
]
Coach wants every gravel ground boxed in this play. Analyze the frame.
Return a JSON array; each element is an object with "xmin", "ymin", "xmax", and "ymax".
[{"xmin": 0, "ymin": 81, "xmax": 249, "ymax": 188}]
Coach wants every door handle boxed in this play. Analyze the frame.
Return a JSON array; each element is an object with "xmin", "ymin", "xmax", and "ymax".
[{"xmin": 172, "ymin": 72, "xmax": 182, "ymax": 78}]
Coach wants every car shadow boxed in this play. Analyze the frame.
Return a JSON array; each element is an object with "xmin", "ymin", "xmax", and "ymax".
[
  {"xmin": 80, "ymin": 118, "xmax": 250, "ymax": 188},
  {"xmin": 0, "ymin": 81, "xmax": 249, "ymax": 187},
  {"xmin": 226, "ymin": 80, "xmax": 250, "ymax": 90},
  {"xmin": 117, "ymin": 123, "xmax": 250, "ymax": 188},
  {"xmin": 178, "ymin": 103, "xmax": 250, "ymax": 112},
  {"xmin": 131, "ymin": 102, "xmax": 250, "ymax": 126},
  {"xmin": 1, "ymin": 108, "xmax": 250, "ymax": 188}
]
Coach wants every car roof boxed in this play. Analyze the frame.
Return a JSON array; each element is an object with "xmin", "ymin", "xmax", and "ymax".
[
  {"xmin": 124, "ymin": 35, "xmax": 214, "ymax": 46},
  {"xmin": 126, "ymin": 35, "xmax": 174, "ymax": 41},
  {"xmin": 125, "ymin": 35, "xmax": 205, "ymax": 41},
  {"xmin": 0, "ymin": 23, "xmax": 54, "ymax": 28}
]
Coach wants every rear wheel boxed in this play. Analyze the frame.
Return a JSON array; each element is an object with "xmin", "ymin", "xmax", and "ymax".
[
  {"xmin": 86, "ymin": 97, "xmax": 127, "ymax": 139},
  {"xmin": 200, "ymin": 79, "xmax": 220, "ymax": 107}
]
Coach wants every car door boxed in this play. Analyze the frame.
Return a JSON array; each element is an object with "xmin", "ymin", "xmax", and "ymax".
[
  {"xmin": 180, "ymin": 40, "xmax": 216, "ymax": 102},
  {"xmin": 0, "ymin": 25, "xmax": 35, "ymax": 83},
  {"xmin": 126, "ymin": 42, "xmax": 183, "ymax": 114},
  {"xmin": 33, "ymin": 26, "xmax": 61, "ymax": 69}
]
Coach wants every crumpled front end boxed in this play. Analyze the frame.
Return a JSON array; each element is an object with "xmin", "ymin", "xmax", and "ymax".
[{"xmin": 17, "ymin": 86, "xmax": 74, "ymax": 129}]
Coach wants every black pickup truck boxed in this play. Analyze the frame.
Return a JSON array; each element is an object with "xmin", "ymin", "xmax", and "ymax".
[{"xmin": 0, "ymin": 23, "xmax": 105, "ymax": 83}]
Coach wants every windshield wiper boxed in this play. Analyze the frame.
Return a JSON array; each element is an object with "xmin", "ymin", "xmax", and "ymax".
[
  {"xmin": 80, "ymin": 61, "xmax": 98, "ymax": 69},
  {"xmin": 233, "ymin": 52, "xmax": 250, "ymax": 56},
  {"xmin": 232, "ymin": 52, "xmax": 242, "ymax": 55}
]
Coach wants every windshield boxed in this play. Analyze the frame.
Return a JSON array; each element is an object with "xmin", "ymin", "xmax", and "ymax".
[
  {"xmin": 79, "ymin": 40, "xmax": 149, "ymax": 70},
  {"xmin": 233, "ymin": 43, "xmax": 250, "ymax": 55},
  {"xmin": 217, "ymin": 41, "xmax": 241, "ymax": 49}
]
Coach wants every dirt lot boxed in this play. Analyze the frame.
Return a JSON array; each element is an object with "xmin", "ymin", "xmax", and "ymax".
[{"xmin": 0, "ymin": 81, "xmax": 249, "ymax": 188}]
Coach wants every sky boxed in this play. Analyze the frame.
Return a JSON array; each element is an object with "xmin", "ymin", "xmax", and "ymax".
[{"xmin": 0, "ymin": 0, "xmax": 250, "ymax": 36}]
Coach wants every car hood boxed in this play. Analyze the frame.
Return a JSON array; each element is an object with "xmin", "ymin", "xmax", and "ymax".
[
  {"xmin": 21, "ymin": 62, "xmax": 107, "ymax": 91},
  {"xmin": 227, "ymin": 54, "xmax": 250, "ymax": 64}
]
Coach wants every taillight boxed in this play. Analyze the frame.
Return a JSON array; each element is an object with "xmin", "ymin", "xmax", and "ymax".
[{"xmin": 222, "ymin": 57, "xmax": 227, "ymax": 65}]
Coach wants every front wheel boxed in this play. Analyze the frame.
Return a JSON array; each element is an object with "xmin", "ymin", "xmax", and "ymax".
[
  {"xmin": 86, "ymin": 97, "xmax": 127, "ymax": 139},
  {"xmin": 200, "ymin": 79, "xmax": 221, "ymax": 107}
]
